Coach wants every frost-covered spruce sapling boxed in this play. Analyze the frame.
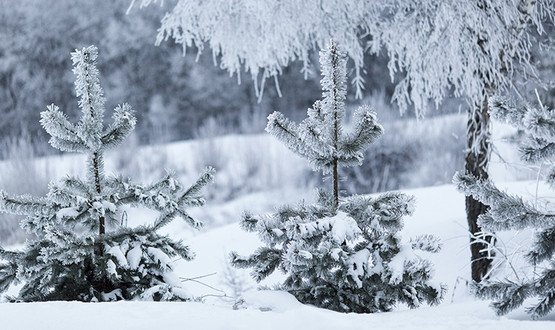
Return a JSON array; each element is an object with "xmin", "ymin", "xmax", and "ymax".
[
  {"xmin": 455, "ymin": 97, "xmax": 555, "ymax": 319},
  {"xmin": 231, "ymin": 41, "xmax": 446, "ymax": 313},
  {"xmin": 0, "ymin": 46, "xmax": 214, "ymax": 302}
]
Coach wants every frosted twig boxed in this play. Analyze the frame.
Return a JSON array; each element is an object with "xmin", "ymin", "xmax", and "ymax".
[
  {"xmin": 471, "ymin": 231, "xmax": 520, "ymax": 281},
  {"xmin": 180, "ymin": 273, "xmax": 225, "ymax": 294},
  {"xmin": 535, "ymin": 163, "xmax": 542, "ymax": 208}
]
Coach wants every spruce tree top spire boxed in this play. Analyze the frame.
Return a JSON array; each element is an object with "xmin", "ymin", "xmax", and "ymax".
[
  {"xmin": 320, "ymin": 40, "xmax": 346, "ymax": 128},
  {"xmin": 73, "ymin": 45, "xmax": 106, "ymax": 140},
  {"xmin": 266, "ymin": 41, "xmax": 383, "ymax": 205},
  {"xmin": 41, "ymin": 45, "xmax": 135, "ymax": 154}
]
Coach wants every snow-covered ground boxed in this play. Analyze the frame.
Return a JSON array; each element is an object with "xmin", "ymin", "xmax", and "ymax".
[
  {"xmin": 2, "ymin": 182, "xmax": 554, "ymax": 329},
  {"xmin": 0, "ymin": 119, "xmax": 551, "ymax": 328}
]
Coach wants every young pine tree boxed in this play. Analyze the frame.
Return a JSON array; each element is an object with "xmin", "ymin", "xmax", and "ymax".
[
  {"xmin": 231, "ymin": 41, "xmax": 445, "ymax": 313},
  {"xmin": 0, "ymin": 46, "xmax": 214, "ymax": 302},
  {"xmin": 455, "ymin": 97, "xmax": 555, "ymax": 319}
]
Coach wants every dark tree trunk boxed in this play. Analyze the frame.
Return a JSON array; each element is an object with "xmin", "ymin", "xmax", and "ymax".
[
  {"xmin": 333, "ymin": 158, "xmax": 339, "ymax": 208},
  {"xmin": 92, "ymin": 151, "xmax": 105, "ymax": 236},
  {"xmin": 465, "ymin": 97, "xmax": 494, "ymax": 282}
]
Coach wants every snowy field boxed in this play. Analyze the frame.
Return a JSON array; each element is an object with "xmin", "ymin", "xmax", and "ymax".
[{"xmin": 2, "ymin": 182, "xmax": 554, "ymax": 329}]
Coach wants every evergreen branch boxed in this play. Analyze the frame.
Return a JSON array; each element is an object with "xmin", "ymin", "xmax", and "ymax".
[
  {"xmin": 320, "ymin": 40, "xmax": 347, "ymax": 143},
  {"xmin": 340, "ymin": 106, "xmax": 383, "ymax": 159},
  {"xmin": 368, "ymin": 192, "xmax": 416, "ymax": 222},
  {"xmin": 523, "ymin": 105, "xmax": 555, "ymax": 143},
  {"xmin": 126, "ymin": 172, "xmax": 183, "ymax": 201},
  {"xmin": 230, "ymin": 248, "xmax": 282, "ymax": 282},
  {"xmin": 298, "ymin": 120, "xmax": 333, "ymax": 159},
  {"xmin": 178, "ymin": 195, "xmax": 206, "ymax": 209},
  {"xmin": 180, "ymin": 167, "xmax": 215, "ymax": 201},
  {"xmin": 239, "ymin": 211, "xmax": 260, "ymax": 232},
  {"xmin": 307, "ymin": 100, "xmax": 325, "ymax": 122},
  {"xmin": 255, "ymin": 215, "xmax": 287, "ymax": 245},
  {"xmin": 20, "ymin": 213, "xmax": 54, "ymax": 236},
  {"xmin": 98, "ymin": 224, "xmax": 151, "ymax": 243},
  {"xmin": 454, "ymin": 172, "xmax": 555, "ymax": 230},
  {"xmin": 174, "ymin": 209, "xmax": 204, "ymax": 230},
  {"xmin": 0, "ymin": 247, "xmax": 24, "ymax": 260},
  {"xmin": 102, "ymin": 103, "xmax": 137, "ymax": 149},
  {"xmin": 336, "ymin": 154, "xmax": 365, "ymax": 169},
  {"xmin": 0, "ymin": 247, "xmax": 24, "ymax": 294},
  {"xmin": 166, "ymin": 240, "xmax": 194, "ymax": 261},
  {"xmin": 59, "ymin": 176, "xmax": 91, "ymax": 197},
  {"xmin": 472, "ymin": 280, "xmax": 533, "ymax": 316},
  {"xmin": 491, "ymin": 96, "xmax": 555, "ymax": 163},
  {"xmin": 546, "ymin": 165, "xmax": 555, "ymax": 189},
  {"xmin": 275, "ymin": 202, "xmax": 312, "ymax": 224},
  {"xmin": 526, "ymin": 289, "xmax": 555, "ymax": 320},
  {"xmin": 266, "ymin": 111, "xmax": 323, "ymax": 162},
  {"xmin": 520, "ymin": 139, "xmax": 555, "ymax": 163},
  {"xmin": 490, "ymin": 285, "xmax": 534, "ymax": 316},
  {"xmin": 0, "ymin": 191, "xmax": 48, "ymax": 216},
  {"xmin": 47, "ymin": 181, "xmax": 90, "ymax": 207},
  {"xmin": 489, "ymin": 96, "xmax": 526, "ymax": 128},
  {"xmin": 298, "ymin": 101, "xmax": 333, "ymax": 159},
  {"xmin": 535, "ymin": 268, "xmax": 555, "ymax": 295},
  {"xmin": 152, "ymin": 212, "xmax": 177, "ymax": 231},
  {"xmin": 48, "ymin": 136, "xmax": 89, "ymax": 153},
  {"xmin": 0, "ymin": 261, "xmax": 18, "ymax": 294},
  {"xmin": 40, "ymin": 104, "xmax": 80, "ymax": 143},
  {"xmin": 527, "ymin": 226, "xmax": 555, "ymax": 264},
  {"xmin": 116, "ymin": 175, "xmax": 190, "ymax": 215},
  {"xmin": 411, "ymin": 235, "xmax": 442, "ymax": 253}
]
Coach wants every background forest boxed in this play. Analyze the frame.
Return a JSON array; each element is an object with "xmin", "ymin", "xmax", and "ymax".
[
  {"xmin": 0, "ymin": 0, "xmax": 553, "ymax": 246},
  {"xmin": 0, "ymin": 0, "xmax": 483, "ymax": 244}
]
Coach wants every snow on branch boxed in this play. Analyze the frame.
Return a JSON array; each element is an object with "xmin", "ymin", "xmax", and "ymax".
[
  {"xmin": 137, "ymin": 0, "xmax": 551, "ymax": 116},
  {"xmin": 136, "ymin": 0, "xmax": 369, "ymax": 98},
  {"xmin": 0, "ymin": 191, "xmax": 48, "ymax": 216},
  {"xmin": 102, "ymin": 103, "xmax": 137, "ymax": 149},
  {"xmin": 454, "ymin": 172, "xmax": 555, "ymax": 231}
]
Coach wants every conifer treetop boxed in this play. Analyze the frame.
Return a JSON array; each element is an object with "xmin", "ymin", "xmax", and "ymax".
[
  {"xmin": 320, "ymin": 40, "xmax": 347, "ymax": 129},
  {"xmin": 40, "ymin": 45, "xmax": 136, "ymax": 153},
  {"xmin": 266, "ymin": 41, "xmax": 383, "ymax": 175},
  {"xmin": 266, "ymin": 41, "xmax": 383, "ymax": 205}
]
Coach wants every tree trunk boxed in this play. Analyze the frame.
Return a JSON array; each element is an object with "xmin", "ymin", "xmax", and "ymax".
[
  {"xmin": 333, "ymin": 158, "xmax": 339, "ymax": 208},
  {"xmin": 92, "ymin": 151, "xmax": 105, "ymax": 236},
  {"xmin": 465, "ymin": 97, "xmax": 494, "ymax": 282},
  {"xmin": 332, "ymin": 101, "xmax": 339, "ymax": 209}
]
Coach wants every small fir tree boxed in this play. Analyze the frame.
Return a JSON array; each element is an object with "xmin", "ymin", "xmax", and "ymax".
[
  {"xmin": 455, "ymin": 97, "xmax": 555, "ymax": 319},
  {"xmin": 0, "ymin": 46, "xmax": 214, "ymax": 302},
  {"xmin": 231, "ymin": 41, "xmax": 445, "ymax": 313}
]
